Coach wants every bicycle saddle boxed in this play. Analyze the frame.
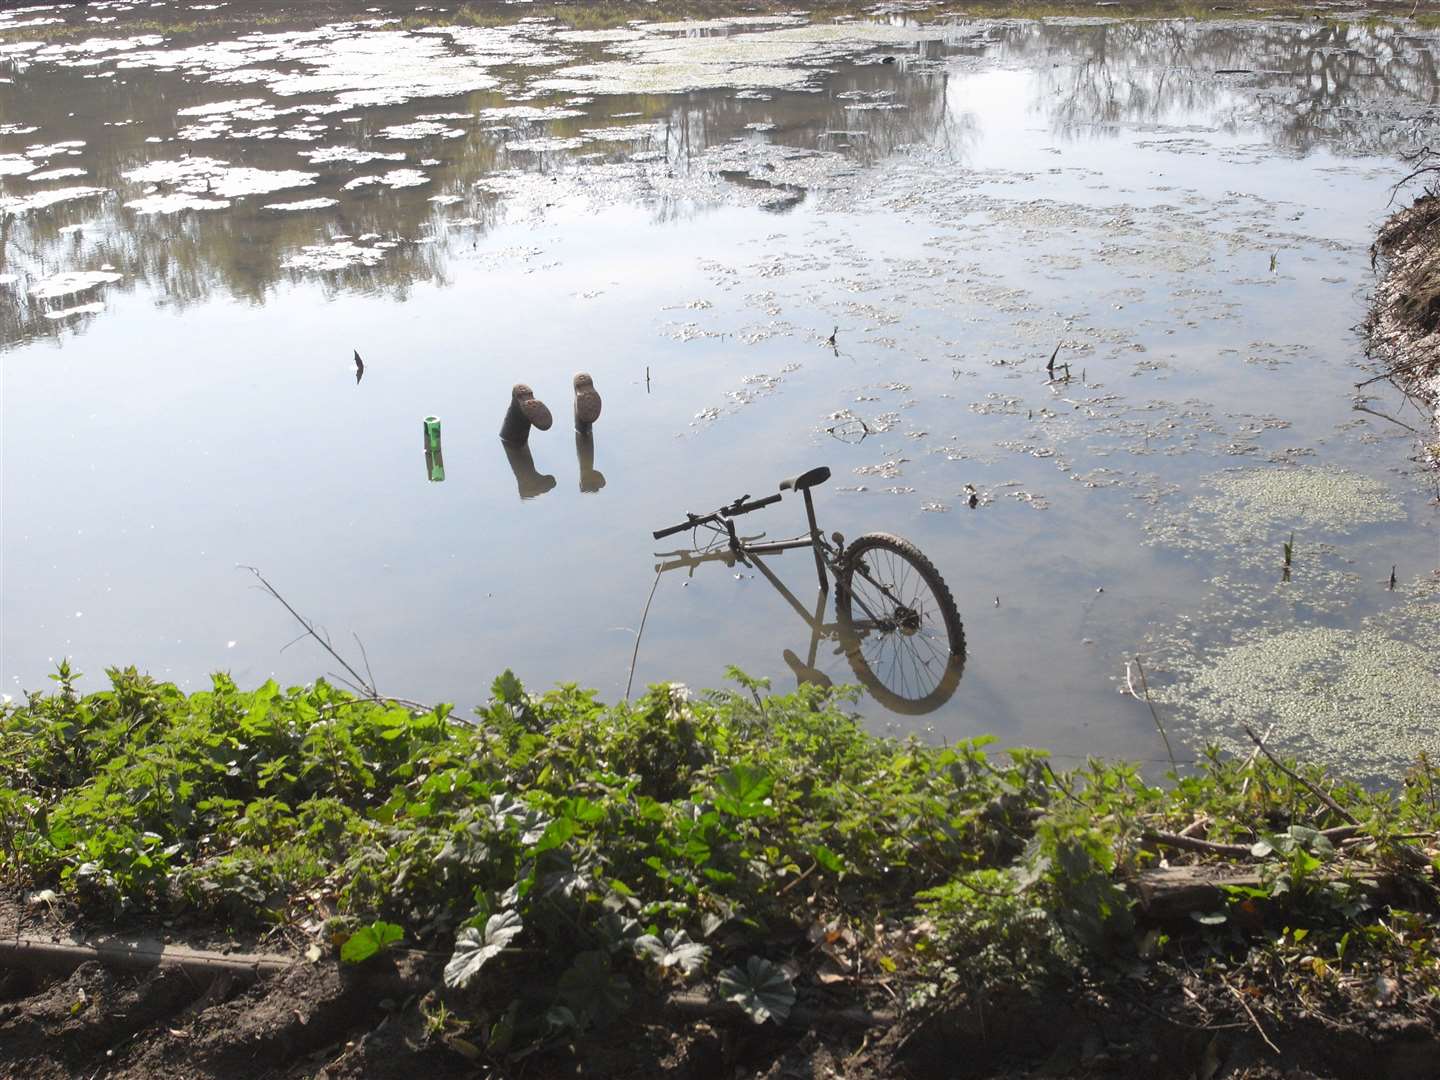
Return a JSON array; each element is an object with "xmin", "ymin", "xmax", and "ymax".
[{"xmin": 779, "ymin": 466, "xmax": 830, "ymax": 492}]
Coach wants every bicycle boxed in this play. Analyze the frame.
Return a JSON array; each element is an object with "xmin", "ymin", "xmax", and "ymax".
[{"xmin": 652, "ymin": 466, "xmax": 966, "ymax": 713}]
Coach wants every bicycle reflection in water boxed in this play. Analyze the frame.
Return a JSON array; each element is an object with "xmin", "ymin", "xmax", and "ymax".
[{"xmin": 648, "ymin": 466, "xmax": 966, "ymax": 715}]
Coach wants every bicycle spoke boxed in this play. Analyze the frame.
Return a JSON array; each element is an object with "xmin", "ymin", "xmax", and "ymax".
[{"xmin": 839, "ymin": 536, "xmax": 964, "ymax": 711}]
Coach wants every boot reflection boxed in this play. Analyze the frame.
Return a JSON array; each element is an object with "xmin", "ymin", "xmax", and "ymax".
[
  {"xmin": 503, "ymin": 441, "xmax": 556, "ymax": 499},
  {"xmin": 575, "ymin": 431, "xmax": 606, "ymax": 494}
]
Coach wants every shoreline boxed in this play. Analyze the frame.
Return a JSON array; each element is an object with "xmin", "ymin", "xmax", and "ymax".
[{"xmin": 1367, "ymin": 174, "xmax": 1440, "ymax": 469}]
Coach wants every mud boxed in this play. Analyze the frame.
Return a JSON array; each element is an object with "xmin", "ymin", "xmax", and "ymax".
[{"xmin": 0, "ymin": 940, "xmax": 1435, "ymax": 1079}]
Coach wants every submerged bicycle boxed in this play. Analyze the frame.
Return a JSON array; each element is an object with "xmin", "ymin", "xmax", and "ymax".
[{"xmin": 652, "ymin": 466, "xmax": 966, "ymax": 713}]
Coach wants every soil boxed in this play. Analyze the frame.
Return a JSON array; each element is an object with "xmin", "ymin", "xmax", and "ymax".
[{"xmin": 3, "ymin": 885, "xmax": 1436, "ymax": 1080}]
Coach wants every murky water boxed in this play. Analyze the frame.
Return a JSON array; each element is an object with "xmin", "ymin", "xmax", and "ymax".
[{"xmin": 3, "ymin": 2, "xmax": 1438, "ymax": 775}]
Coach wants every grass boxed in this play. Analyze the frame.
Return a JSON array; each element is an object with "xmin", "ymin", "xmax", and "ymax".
[{"xmin": 3, "ymin": 661, "xmax": 1439, "ymax": 1063}]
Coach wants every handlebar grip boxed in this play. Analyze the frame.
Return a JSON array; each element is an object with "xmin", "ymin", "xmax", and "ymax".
[
  {"xmin": 725, "ymin": 492, "xmax": 783, "ymax": 517},
  {"xmin": 654, "ymin": 515, "xmax": 708, "ymax": 540}
]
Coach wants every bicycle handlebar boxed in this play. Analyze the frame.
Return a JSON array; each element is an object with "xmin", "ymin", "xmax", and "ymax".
[
  {"xmin": 652, "ymin": 492, "xmax": 783, "ymax": 540},
  {"xmin": 727, "ymin": 492, "xmax": 783, "ymax": 516}
]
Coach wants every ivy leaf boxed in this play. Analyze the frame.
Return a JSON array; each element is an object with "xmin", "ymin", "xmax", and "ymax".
[
  {"xmin": 716, "ymin": 956, "xmax": 795, "ymax": 1025},
  {"xmin": 811, "ymin": 845, "xmax": 844, "ymax": 873},
  {"xmin": 340, "ymin": 920, "xmax": 403, "ymax": 964},
  {"xmin": 558, "ymin": 950, "xmax": 632, "ymax": 1026},
  {"xmin": 715, "ymin": 763, "xmax": 775, "ymax": 818},
  {"xmin": 632, "ymin": 929, "xmax": 710, "ymax": 976},
  {"xmin": 443, "ymin": 909, "xmax": 523, "ymax": 989}
]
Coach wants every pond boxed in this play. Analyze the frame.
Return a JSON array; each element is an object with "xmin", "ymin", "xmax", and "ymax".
[{"xmin": 2, "ymin": 1, "xmax": 1437, "ymax": 780}]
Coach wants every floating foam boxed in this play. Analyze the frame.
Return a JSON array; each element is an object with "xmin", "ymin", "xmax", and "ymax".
[
  {"xmin": 29, "ymin": 270, "xmax": 122, "ymax": 299},
  {"xmin": 264, "ymin": 197, "xmax": 340, "ymax": 210}
]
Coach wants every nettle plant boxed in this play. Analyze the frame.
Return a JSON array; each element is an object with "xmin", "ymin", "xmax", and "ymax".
[{"xmin": 1, "ymin": 665, "xmax": 1054, "ymax": 1054}]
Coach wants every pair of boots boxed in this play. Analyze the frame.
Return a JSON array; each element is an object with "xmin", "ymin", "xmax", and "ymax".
[{"xmin": 500, "ymin": 374, "xmax": 602, "ymax": 444}]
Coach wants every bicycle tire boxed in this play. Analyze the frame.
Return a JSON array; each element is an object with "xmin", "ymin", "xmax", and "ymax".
[{"xmin": 835, "ymin": 532, "xmax": 965, "ymax": 714}]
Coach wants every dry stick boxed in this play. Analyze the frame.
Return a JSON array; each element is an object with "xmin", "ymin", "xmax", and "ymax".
[
  {"xmin": 243, "ymin": 566, "xmax": 374, "ymax": 694},
  {"xmin": 241, "ymin": 566, "xmax": 428, "ymax": 712},
  {"xmin": 777, "ymin": 859, "xmax": 819, "ymax": 897},
  {"xmin": 1241, "ymin": 724, "xmax": 1358, "ymax": 826},
  {"xmin": 624, "ymin": 568, "xmax": 664, "ymax": 701},
  {"xmin": 1355, "ymin": 354, "xmax": 1439, "ymax": 387},
  {"xmin": 1128, "ymin": 658, "xmax": 1180, "ymax": 774},
  {"xmin": 1178, "ymin": 815, "xmax": 1211, "ymax": 839},
  {"xmin": 1353, "ymin": 403, "xmax": 1426, "ymax": 435},
  {"xmin": 1143, "ymin": 830, "xmax": 1253, "ymax": 858},
  {"xmin": 1224, "ymin": 979, "xmax": 1281, "ymax": 1056},
  {"xmin": 1239, "ymin": 721, "xmax": 1277, "ymax": 799}
]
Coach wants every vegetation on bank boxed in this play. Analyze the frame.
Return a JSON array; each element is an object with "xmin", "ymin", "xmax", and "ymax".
[
  {"xmin": 1368, "ymin": 152, "xmax": 1440, "ymax": 471},
  {"xmin": 2, "ymin": 664, "xmax": 1438, "ymax": 1069}
]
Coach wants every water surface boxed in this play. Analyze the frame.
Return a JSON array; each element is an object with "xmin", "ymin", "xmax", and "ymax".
[{"xmin": 3, "ymin": 2, "xmax": 1438, "ymax": 775}]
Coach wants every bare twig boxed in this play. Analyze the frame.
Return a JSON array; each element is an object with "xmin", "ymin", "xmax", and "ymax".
[
  {"xmin": 625, "ymin": 569, "xmax": 664, "ymax": 701},
  {"xmin": 1353, "ymin": 403, "xmax": 1425, "ymax": 435},
  {"xmin": 1242, "ymin": 725, "xmax": 1358, "ymax": 826},
  {"xmin": 1224, "ymin": 979, "xmax": 1281, "ymax": 1056},
  {"xmin": 1355, "ymin": 354, "xmax": 1440, "ymax": 387},
  {"xmin": 1178, "ymin": 815, "xmax": 1211, "ymax": 839},
  {"xmin": 1142, "ymin": 830, "xmax": 1253, "ymax": 858},
  {"xmin": 1239, "ymin": 721, "xmax": 1276, "ymax": 798},
  {"xmin": 241, "ymin": 565, "xmax": 429, "ymax": 713},
  {"xmin": 354, "ymin": 632, "xmax": 378, "ymax": 694},
  {"xmin": 1388, "ymin": 145, "xmax": 1439, "ymax": 204},
  {"xmin": 1128, "ymin": 658, "xmax": 1179, "ymax": 774},
  {"xmin": 777, "ymin": 859, "xmax": 819, "ymax": 896},
  {"xmin": 243, "ymin": 566, "xmax": 376, "ymax": 694}
]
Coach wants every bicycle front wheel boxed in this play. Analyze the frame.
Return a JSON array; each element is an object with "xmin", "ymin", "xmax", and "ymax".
[{"xmin": 835, "ymin": 532, "xmax": 965, "ymax": 714}]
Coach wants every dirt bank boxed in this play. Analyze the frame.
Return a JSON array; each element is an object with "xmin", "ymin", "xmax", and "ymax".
[
  {"xmin": 1, "ymin": 911, "xmax": 1436, "ymax": 1080},
  {"xmin": 1367, "ymin": 161, "xmax": 1440, "ymax": 466}
]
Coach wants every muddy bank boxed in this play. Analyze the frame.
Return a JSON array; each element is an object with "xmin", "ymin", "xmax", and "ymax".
[{"xmin": 1368, "ymin": 166, "xmax": 1440, "ymax": 466}]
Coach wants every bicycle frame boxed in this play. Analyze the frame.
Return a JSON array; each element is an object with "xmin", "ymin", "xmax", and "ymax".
[
  {"xmin": 663, "ymin": 489, "xmax": 906, "ymax": 639},
  {"xmin": 725, "ymin": 486, "xmax": 834, "ymax": 593},
  {"xmin": 653, "ymin": 529, "xmax": 848, "ymax": 692}
]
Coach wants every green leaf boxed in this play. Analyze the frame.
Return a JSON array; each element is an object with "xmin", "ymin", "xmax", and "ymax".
[
  {"xmin": 632, "ymin": 929, "xmax": 710, "ymax": 976},
  {"xmin": 558, "ymin": 950, "xmax": 632, "ymax": 1026},
  {"xmin": 492, "ymin": 670, "xmax": 525, "ymax": 705},
  {"xmin": 811, "ymin": 845, "xmax": 844, "ymax": 873},
  {"xmin": 443, "ymin": 909, "xmax": 523, "ymax": 989},
  {"xmin": 340, "ymin": 920, "xmax": 404, "ymax": 964},
  {"xmin": 716, "ymin": 956, "xmax": 795, "ymax": 1025},
  {"xmin": 562, "ymin": 797, "xmax": 606, "ymax": 825},
  {"xmin": 714, "ymin": 763, "xmax": 775, "ymax": 818},
  {"xmin": 530, "ymin": 816, "xmax": 577, "ymax": 856}
]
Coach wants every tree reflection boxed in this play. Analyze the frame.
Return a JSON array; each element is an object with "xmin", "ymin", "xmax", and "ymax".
[
  {"xmin": 1019, "ymin": 19, "xmax": 1440, "ymax": 153},
  {"xmin": 2, "ymin": 16, "xmax": 1438, "ymax": 347}
]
